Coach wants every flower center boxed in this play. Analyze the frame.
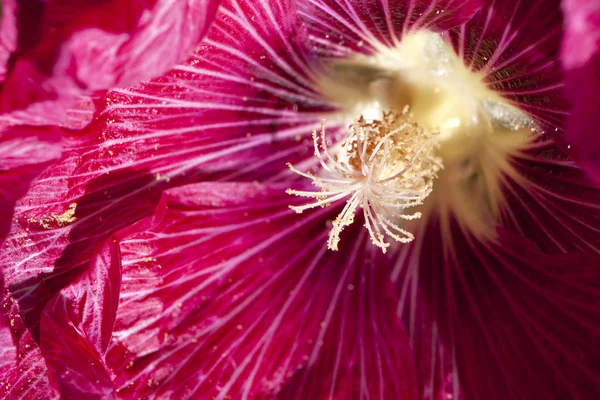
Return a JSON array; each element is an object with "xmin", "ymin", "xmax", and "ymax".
[
  {"xmin": 289, "ymin": 30, "xmax": 537, "ymax": 251},
  {"xmin": 287, "ymin": 109, "xmax": 441, "ymax": 253}
]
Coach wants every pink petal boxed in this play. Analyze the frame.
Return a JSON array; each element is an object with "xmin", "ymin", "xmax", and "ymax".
[
  {"xmin": 39, "ymin": 239, "xmax": 121, "ymax": 399},
  {"xmin": 0, "ymin": 0, "xmax": 18, "ymax": 81},
  {"xmin": 501, "ymin": 136, "xmax": 600, "ymax": 255},
  {"xmin": 447, "ymin": 0, "xmax": 568, "ymax": 140},
  {"xmin": 1, "ymin": 229, "xmax": 121, "ymax": 400},
  {"xmin": 0, "ymin": 0, "xmax": 222, "ymax": 242},
  {"xmin": 107, "ymin": 182, "xmax": 417, "ymax": 399},
  {"xmin": 1, "ymin": 0, "xmax": 333, "ymax": 330},
  {"xmin": 298, "ymin": 0, "xmax": 483, "ymax": 57},
  {"xmin": 0, "ymin": 0, "xmax": 221, "ymax": 125},
  {"xmin": 0, "ymin": 280, "xmax": 17, "ymax": 379},
  {"xmin": 561, "ymin": 0, "xmax": 600, "ymax": 180},
  {"xmin": 393, "ymin": 220, "xmax": 600, "ymax": 399},
  {"xmin": 1, "ymin": 152, "xmax": 166, "ymax": 345},
  {"xmin": 0, "ymin": 308, "xmax": 59, "ymax": 399},
  {"xmin": 90, "ymin": 0, "xmax": 333, "ymax": 181},
  {"xmin": 0, "ymin": 134, "xmax": 170, "ymax": 398},
  {"xmin": 0, "ymin": 125, "xmax": 62, "ymax": 243}
]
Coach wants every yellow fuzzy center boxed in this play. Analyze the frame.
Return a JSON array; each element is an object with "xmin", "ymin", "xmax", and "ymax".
[{"xmin": 288, "ymin": 30, "xmax": 536, "ymax": 251}]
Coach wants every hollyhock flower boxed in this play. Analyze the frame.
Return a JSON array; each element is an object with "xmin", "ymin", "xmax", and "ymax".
[{"xmin": 2, "ymin": 0, "xmax": 600, "ymax": 399}]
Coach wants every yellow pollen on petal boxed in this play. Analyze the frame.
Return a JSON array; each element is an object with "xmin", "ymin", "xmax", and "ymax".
[{"xmin": 286, "ymin": 109, "xmax": 442, "ymax": 253}]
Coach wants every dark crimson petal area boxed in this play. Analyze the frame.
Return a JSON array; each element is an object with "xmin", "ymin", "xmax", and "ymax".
[
  {"xmin": 0, "ymin": 0, "xmax": 221, "ymax": 125},
  {"xmin": 448, "ymin": 0, "xmax": 569, "ymax": 145},
  {"xmin": 561, "ymin": 0, "xmax": 600, "ymax": 180},
  {"xmin": 501, "ymin": 136, "xmax": 600, "ymax": 255},
  {"xmin": 392, "ymin": 219, "xmax": 600, "ymax": 400},
  {"xmin": 297, "ymin": 0, "xmax": 483, "ymax": 57}
]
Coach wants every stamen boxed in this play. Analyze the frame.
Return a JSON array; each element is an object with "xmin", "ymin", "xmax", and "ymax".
[{"xmin": 286, "ymin": 109, "xmax": 442, "ymax": 253}]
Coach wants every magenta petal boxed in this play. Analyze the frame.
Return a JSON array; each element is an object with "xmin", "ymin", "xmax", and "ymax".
[
  {"xmin": 39, "ymin": 239, "xmax": 121, "ymax": 399},
  {"xmin": 394, "ymin": 221, "xmax": 600, "ymax": 399},
  {"xmin": 0, "ymin": 314, "xmax": 59, "ymax": 399},
  {"xmin": 0, "ymin": 0, "xmax": 330, "ymax": 345},
  {"xmin": 298, "ymin": 0, "xmax": 483, "ymax": 56},
  {"xmin": 561, "ymin": 0, "xmax": 600, "ymax": 180},
  {"xmin": 0, "ymin": 0, "xmax": 223, "ymax": 241},
  {"xmin": 0, "ymin": 0, "xmax": 18, "ymax": 81},
  {"xmin": 107, "ymin": 182, "xmax": 417, "ymax": 399},
  {"xmin": 0, "ymin": 131, "xmax": 168, "ymax": 387},
  {"xmin": 0, "ymin": 286, "xmax": 17, "ymax": 379},
  {"xmin": 92, "ymin": 0, "xmax": 333, "ymax": 181},
  {"xmin": 0, "ymin": 0, "xmax": 221, "ymax": 125},
  {"xmin": 0, "ymin": 125, "xmax": 62, "ymax": 244}
]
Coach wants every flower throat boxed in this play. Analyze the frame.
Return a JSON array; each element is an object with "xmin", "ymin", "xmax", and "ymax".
[{"xmin": 288, "ymin": 30, "xmax": 536, "ymax": 252}]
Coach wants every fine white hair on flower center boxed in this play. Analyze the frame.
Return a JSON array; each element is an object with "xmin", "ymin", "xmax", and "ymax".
[{"xmin": 286, "ymin": 108, "xmax": 442, "ymax": 253}]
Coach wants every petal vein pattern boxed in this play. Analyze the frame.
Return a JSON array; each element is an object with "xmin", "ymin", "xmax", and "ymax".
[
  {"xmin": 447, "ymin": 0, "xmax": 567, "ymax": 136},
  {"xmin": 3, "ymin": 0, "xmax": 600, "ymax": 399},
  {"xmin": 1, "ymin": 0, "xmax": 335, "ymax": 397},
  {"xmin": 393, "ymin": 221, "xmax": 600, "ymax": 399},
  {"xmin": 107, "ymin": 182, "xmax": 417, "ymax": 399},
  {"xmin": 298, "ymin": 0, "xmax": 483, "ymax": 57},
  {"xmin": 500, "ymin": 137, "xmax": 600, "ymax": 255}
]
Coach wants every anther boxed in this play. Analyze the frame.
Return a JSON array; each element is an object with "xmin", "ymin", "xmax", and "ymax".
[{"xmin": 287, "ymin": 109, "xmax": 442, "ymax": 253}]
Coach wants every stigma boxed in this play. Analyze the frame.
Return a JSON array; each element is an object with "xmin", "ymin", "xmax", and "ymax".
[{"xmin": 286, "ymin": 109, "xmax": 442, "ymax": 253}]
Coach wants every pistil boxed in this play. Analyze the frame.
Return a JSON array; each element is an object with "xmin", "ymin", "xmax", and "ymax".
[{"xmin": 287, "ymin": 109, "xmax": 442, "ymax": 253}]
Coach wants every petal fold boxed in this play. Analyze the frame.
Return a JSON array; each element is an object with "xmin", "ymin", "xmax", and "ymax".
[
  {"xmin": 0, "ymin": 308, "xmax": 59, "ymax": 399},
  {"xmin": 0, "ymin": 0, "xmax": 221, "ymax": 125},
  {"xmin": 0, "ymin": 125, "xmax": 62, "ymax": 243},
  {"xmin": 0, "ymin": 0, "xmax": 222, "ymax": 242},
  {"xmin": 39, "ymin": 239, "xmax": 121, "ymax": 399}
]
